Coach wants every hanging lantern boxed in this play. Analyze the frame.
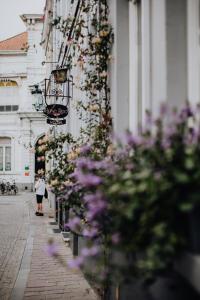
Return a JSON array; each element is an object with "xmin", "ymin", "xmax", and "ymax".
[
  {"xmin": 51, "ymin": 67, "xmax": 69, "ymax": 84},
  {"xmin": 44, "ymin": 72, "xmax": 73, "ymax": 121},
  {"xmin": 31, "ymin": 84, "xmax": 45, "ymax": 111}
]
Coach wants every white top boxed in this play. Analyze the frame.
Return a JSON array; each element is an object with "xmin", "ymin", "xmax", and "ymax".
[{"xmin": 35, "ymin": 179, "xmax": 46, "ymax": 196}]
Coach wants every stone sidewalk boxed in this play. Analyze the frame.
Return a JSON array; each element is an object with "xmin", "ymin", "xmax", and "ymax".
[{"xmin": 11, "ymin": 195, "xmax": 98, "ymax": 300}]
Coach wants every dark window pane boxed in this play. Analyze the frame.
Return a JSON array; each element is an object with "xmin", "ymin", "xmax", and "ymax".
[
  {"xmin": 5, "ymin": 106, "xmax": 11, "ymax": 111},
  {"xmin": 0, "ymin": 106, "xmax": 5, "ymax": 111},
  {"xmin": 12, "ymin": 105, "xmax": 18, "ymax": 111},
  {"xmin": 0, "ymin": 147, "xmax": 3, "ymax": 171},
  {"xmin": 5, "ymin": 146, "xmax": 11, "ymax": 171}
]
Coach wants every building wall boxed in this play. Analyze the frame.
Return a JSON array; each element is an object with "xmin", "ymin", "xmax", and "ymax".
[
  {"xmin": 0, "ymin": 16, "xmax": 47, "ymax": 189},
  {"xmin": 0, "ymin": 55, "xmax": 27, "ymax": 75}
]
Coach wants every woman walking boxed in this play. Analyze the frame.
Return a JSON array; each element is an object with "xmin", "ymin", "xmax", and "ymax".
[{"xmin": 35, "ymin": 176, "xmax": 46, "ymax": 216}]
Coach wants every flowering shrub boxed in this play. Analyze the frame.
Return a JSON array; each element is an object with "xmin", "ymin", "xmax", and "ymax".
[
  {"xmin": 66, "ymin": 103, "xmax": 200, "ymax": 284},
  {"xmin": 35, "ymin": 133, "xmax": 76, "ymax": 191}
]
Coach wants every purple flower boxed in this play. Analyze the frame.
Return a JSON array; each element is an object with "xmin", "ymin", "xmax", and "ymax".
[
  {"xmin": 125, "ymin": 133, "xmax": 142, "ymax": 147},
  {"xmin": 76, "ymin": 158, "xmax": 110, "ymax": 171},
  {"xmin": 86, "ymin": 202, "xmax": 107, "ymax": 221},
  {"xmin": 160, "ymin": 102, "xmax": 168, "ymax": 116},
  {"xmin": 179, "ymin": 105, "xmax": 193, "ymax": 121},
  {"xmin": 75, "ymin": 172, "xmax": 102, "ymax": 187},
  {"xmin": 184, "ymin": 129, "xmax": 198, "ymax": 145},
  {"xmin": 82, "ymin": 227, "xmax": 99, "ymax": 238},
  {"xmin": 66, "ymin": 217, "xmax": 81, "ymax": 231},
  {"xmin": 68, "ymin": 256, "xmax": 84, "ymax": 269},
  {"xmin": 44, "ymin": 242, "xmax": 58, "ymax": 257},
  {"xmin": 125, "ymin": 163, "xmax": 134, "ymax": 171},
  {"xmin": 81, "ymin": 246, "xmax": 99, "ymax": 257},
  {"xmin": 76, "ymin": 158, "xmax": 94, "ymax": 170},
  {"xmin": 111, "ymin": 233, "xmax": 121, "ymax": 245},
  {"xmin": 143, "ymin": 137, "xmax": 155, "ymax": 149},
  {"xmin": 161, "ymin": 138, "xmax": 171, "ymax": 150},
  {"xmin": 80, "ymin": 144, "xmax": 91, "ymax": 154},
  {"xmin": 83, "ymin": 193, "xmax": 98, "ymax": 203}
]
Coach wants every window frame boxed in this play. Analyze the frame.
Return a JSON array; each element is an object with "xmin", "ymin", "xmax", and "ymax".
[{"xmin": 0, "ymin": 139, "xmax": 12, "ymax": 173}]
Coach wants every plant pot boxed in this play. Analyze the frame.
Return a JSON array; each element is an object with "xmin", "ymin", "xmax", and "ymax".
[
  {"xmin": 186, "ymin": 205, "xmax": 200, "ymax": 254},
  {"xmin": 69, "ymin": 233, "xmax": 78, "ymax": 256}
]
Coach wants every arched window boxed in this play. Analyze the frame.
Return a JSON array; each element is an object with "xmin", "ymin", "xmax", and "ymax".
[
  {"xmin": 0, "ymin": 80, "xmax": 18, "ymax": 87},
  {"xmin": 0, "ymin": 137, "xmax": 11, "ymax": 171}
]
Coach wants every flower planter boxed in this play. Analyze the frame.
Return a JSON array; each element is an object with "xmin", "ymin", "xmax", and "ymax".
[
  {"xmin": 69, "ymin": 232, "xmax": 79, "ymax": 256},
  {"xmin": 78, "ymin": 235, "xmax": 87, "ymax": 256},
  {"xmin": 186, "ymin": 205, "xmax": 200, "ymax": 254}
]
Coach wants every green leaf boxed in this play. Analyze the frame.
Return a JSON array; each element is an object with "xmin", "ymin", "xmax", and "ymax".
[
  {"xmin": 152, "ymin": 223, "xmax": 166, "ymax": 238},
  {"xmin": 185, "ymin": 158, "xmax": 194, "ymax": 170},
  {"xmin": 179, "ymin": 202, "xmax": 193, "ymax": 212},
  {"xmin": 174, "ymin": 172, "xmax": 189, "ymax": 183}
]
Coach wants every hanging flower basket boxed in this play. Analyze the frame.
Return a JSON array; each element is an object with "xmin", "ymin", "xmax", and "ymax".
[
  {"xmin": 51, "ymin": 68, "xmax": 69, "ymax": 84},
  {"xmin": 43, "ymin": 104, "xmax": 68, "ymax": 118}
]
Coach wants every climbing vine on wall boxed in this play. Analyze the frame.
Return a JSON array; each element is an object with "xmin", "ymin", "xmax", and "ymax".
[{"xmin": 53, "ymin": 0, "xmax": 114, "ymax": 154}]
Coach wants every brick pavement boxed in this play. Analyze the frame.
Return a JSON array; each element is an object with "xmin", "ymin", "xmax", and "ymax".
[
  {"xmin": 23, "ymin": 197, "xmax": 98, "ymax": 300},
  {"xmin": 0, "ymin": 194, "xmax": 31, "ymax": 300}
]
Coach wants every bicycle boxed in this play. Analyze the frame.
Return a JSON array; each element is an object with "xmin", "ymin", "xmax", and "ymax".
[{"xmin": 11, "ymin": 180, "xmax": 18, "ymax": 194}]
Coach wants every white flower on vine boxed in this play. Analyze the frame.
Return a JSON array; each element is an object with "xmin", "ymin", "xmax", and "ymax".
[
  {"xmin": 38, "ymin": 139, "xmax": 43, "ymax": 145},
  {"xmin": 88, "ymin": 104, "xmax": 99, "ymax": 112},
  {"xmin": 99, "ymin": 30, "xmax": 109, "ymax": 37},
  {"xmin": 43, "ymin": 135, "xmax": 49, "ymax": 143},
  {"xmin": 50, "ymin": 179, "xmax": 59, "ymax": 187},
  {"xmin": 64, "ymin": 180, "xmax": 72, "ymax": 186},
  {"xmin": 67, "ymin": 151, "xmax": 78, "ymax": 161},
  {"xmin": 100, "ymin": 71, "xmax": 108, "ymax": 78},
  {"xmin": 106, "ymin": 144, "xmax": 114, "ymax": 156},
  {"xmin": 92, "ymin": 37, "xmax": 101, "ymax": 44},
  {"xmin": 75, "ymin": 147, "xmax": 81, "ymax": 155}
]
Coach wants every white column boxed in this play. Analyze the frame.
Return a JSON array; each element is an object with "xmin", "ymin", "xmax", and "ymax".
[
  {"xmin": 141, "ymin": 0, "xmax": 151, "ymax": 124},
  {"xmin": 151, "ymin": 0, "xmax": 167, "ymax": 116},
  {"xmin": 187, "ymin": 0, "xmax": 200, "ymax": 105},
  {"xmin": 129, "ymin": 1, "xmax": 139, "ymax": 133}
]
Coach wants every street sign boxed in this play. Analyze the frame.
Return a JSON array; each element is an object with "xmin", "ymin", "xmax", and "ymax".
[{"xmin": 47, "ymin": 118, "xmax": 66, "ymax": 125}]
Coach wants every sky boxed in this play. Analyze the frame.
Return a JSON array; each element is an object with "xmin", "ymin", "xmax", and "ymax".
[{"xmin": 0, "ymin": 0, "xmax": 46, "ymax": 41}]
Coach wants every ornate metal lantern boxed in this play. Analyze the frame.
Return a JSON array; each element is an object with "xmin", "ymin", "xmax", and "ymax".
[
  {"xmin": 44, "ymin": 71, "xmax": 73, "ymax": 122},
  {"xmin": 31, "ymin": 84, "xmax": 45, "ymax": 112}
]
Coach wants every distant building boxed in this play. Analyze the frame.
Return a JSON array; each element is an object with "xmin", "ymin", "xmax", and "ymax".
[{"xmin": 0, "ymin": 14, "xmax": 47, "ymax": 190}]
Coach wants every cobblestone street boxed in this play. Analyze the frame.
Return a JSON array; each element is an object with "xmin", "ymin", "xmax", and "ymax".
[{"xmin": 0, "ymin": 193, "xmax": 98, "ymax": 300}]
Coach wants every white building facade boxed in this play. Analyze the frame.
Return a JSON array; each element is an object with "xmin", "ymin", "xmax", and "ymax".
[
  {"xmin": 41, "ymin": 0, "xmax": 200, "ymax": 293},
  {"xmin": 0, "ymin": 14, "xmax": 47, "ymax": 190}
]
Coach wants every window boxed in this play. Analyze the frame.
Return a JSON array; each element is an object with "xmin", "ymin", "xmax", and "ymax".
[
  {"xmin": 0, "ymin": 105, "xmax": 19, "ymax": 112},
  {"xmin": 0, "ymin": 80, "xmax": 18, "ymax": 87},
  {"xmin": 0, "ymin": 138, "xmax": 11, "ymax": 172}
]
